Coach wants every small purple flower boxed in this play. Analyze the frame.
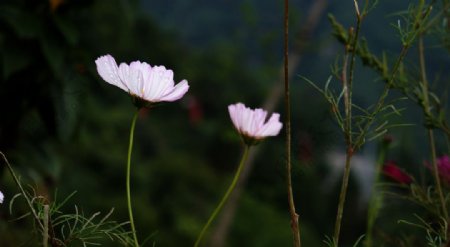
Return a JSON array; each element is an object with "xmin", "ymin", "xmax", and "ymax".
[
  {"xmin": 228, "ymin": 103, "xmax": 283, "ymax": 145},
  {"xmin": 95, "ymin": 54, "xmax": 189, "ymax": 107}
]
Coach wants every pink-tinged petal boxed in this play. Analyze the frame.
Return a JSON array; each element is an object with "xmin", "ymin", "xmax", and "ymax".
[
  {"xmin": 159, "ymin": 80, "xmax": 189, "ymax": 102},
  {"xmin": 95, "ymin": 55, "xmax": 188, "ymax": 104},
  {"xmin": 95, "ymin": 55, "xmax": 127, "ymax": 91},
  {"xmin": 118, "ymin": 62, "xmax": 145, "ymax": 97},
  {"xmin": 252, "ymin": 109, "xmax": 267, "ymax": 132},
  {"xmin": 258, "ymin": 113, "xmax": 283, "ymax": 137},
  {"xmin": 228, "ymin": 104, "xmax": 240, "ymax": 131},
  {"xmin": 228, "ymin": 102, "xmax": 282, "ymax": 145},
  {"xmin": 143, "ymin": 66, "xmax": 171, "ymax": 100},
  {"xmin": 139, "ymin": 62, "xmax": 152, "ymax": 96}
]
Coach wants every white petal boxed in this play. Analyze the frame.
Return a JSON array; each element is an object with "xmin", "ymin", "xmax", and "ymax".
[
  {"xmin": 139, "ymin": 62, "xmax": 152, "ymax": 97},
  {"xmin": 144, "ymin": 66, "xmax": 175, "ymax": 101},
  {"xmin": 258, "ymin": 113, "xmax": 283, "ymax": 137},
  {"xmin": 130, "ymin": 61, "xmax": 146, "ymax": 97},
  {"xmin": 95, "ymin": 55, "xmax": 127, "ymax": 91},
  {"xmin": 228, "ymin": 104, "xmax": 240, "ymax": 131},
  {"xmin": 0, "ymin": 191, "xmax": 3, "ymax": 204},
  {"xmin": 159, "ymin": 80, "xmax": 189, "ymax": 102},
  {"xmin": 228, "ymin": 102, "xmax": 282, "ymax": 140}
]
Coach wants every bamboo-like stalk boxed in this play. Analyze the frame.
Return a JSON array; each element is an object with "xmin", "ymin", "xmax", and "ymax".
[
  {"xmin": 284, "ymin": 0, "xmax": 301, "ymax": 246},
  {"xmin": 43, "ymin": 205, "xmax": 50, "ymax": 247}
]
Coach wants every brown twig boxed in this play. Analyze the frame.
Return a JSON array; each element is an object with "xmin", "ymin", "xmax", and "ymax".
[{"xmin": 284, "ymin": 0, "xmax": 302, "ymax": 246}]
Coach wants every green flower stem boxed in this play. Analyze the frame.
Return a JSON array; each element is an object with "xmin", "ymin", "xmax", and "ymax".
[
  {"xmin": 365, "ymin": 141, "xmax": 388, "ymax": 247},
  {"xmin": 333, "ymin": 150, "xmax": 353, "ymax": 246},
  {"xmin": 127, "ymin": 110, "xmax": 140, "ymax": 247},
  {"xmin": 194, "ymin": 145, "xmax": 250, "ymax": 247}
]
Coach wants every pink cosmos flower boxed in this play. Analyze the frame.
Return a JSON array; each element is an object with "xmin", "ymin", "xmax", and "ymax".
[
  {"xmin": 228, "ymin": 103, "xmax": 283, "ymax": 145},
  {"xmin": 95, "ymin": 54, "xmax": 189, "ymax": 106},
  {"xmin": 383, "ymin": 161, "xmax": 412, "ymax": 185},
  {"xmin": 436, "ymin": 155, "xmax": 450, "ymax": 184}
]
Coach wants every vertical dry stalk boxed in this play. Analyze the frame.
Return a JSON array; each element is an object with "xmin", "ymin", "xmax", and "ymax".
[
  {"xmin": 284, "ymin": 0, "xmax": 301, "ymax": 246},
  {"xmin": 43, "ymin": 205, "xmax": 50, "ymax": 247}
]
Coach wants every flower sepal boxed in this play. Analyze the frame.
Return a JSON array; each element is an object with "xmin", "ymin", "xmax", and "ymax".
[
  {"xmin": 241, "ymin": 134, "xmax": 263, "ymax": 146},
  {"xmin": 132, "ymin": 96, "xmax": 149, "ymax": 109}
]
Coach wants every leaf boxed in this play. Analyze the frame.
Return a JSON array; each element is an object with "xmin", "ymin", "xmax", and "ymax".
[
  {"xmin": 53, "ymin": 15, "xmax": 79, "ymax": 46},
  {"xmin": 1, "ymin": 38, "xmax": 32, "ymax": 79},
  {"xmin": 0, "ymin": 6, "xmax": 42, "ymax": 39}
]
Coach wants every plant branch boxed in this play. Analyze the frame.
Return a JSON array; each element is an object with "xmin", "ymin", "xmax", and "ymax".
[
  {"xmin": 353, "ymin": 44, "xmax": 410, "ymax": 150},
  {"xmin": 0, "ymin": 152, "xmax": 44, "ymax": 231},
  {"xmin": 418, "ymin": 36, "xmax": 448, "ymax": 221},
  {"xmin": 332, "ymin": 2, "xmax": 362, "ymax": 245}
]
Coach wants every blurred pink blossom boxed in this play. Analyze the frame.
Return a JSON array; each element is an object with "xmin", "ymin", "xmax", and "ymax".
[
  {"xmin": 383, "ymin": 161, "xmax": 412, "ymax": 185},
  {"xmin": 436, "ymin": 155, "xmax": 450, "ymax": 184},
  {"xmin": 228, "ymin": 102, "xmax": 282, "ymax": 145},
  {"xmin": 95, "ymin": 54, "xmax": 189, "ymax": 106}
]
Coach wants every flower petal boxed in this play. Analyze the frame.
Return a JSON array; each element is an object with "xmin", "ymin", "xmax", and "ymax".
[
  {"xmin": 258, "ymin": 113, "xmax": 283, "ymax": 137},
  {"xmin": 95, "ymin": 55, "xmax": 127, "ymax": 91},
  {"xmin": 228, "ymin": 102, "xmax": 282, "ymax": 144},
  {"xmin": 142, "ymin": 66, "xmax": 169, "ymax": 101},
  {"xmin": 95, "ymin": 55, "xmax": 189, "ymax": 104},
  {"xmin": 118, "ymin": 62, "xmax": 145, "ymax": 97},
  {"xmin": 159, "ymin": 79, "xmax": 190, "ymax": 102},
  {"xmin": 228, "ymin": 103, "xmax": 241, "ymax": 132}
]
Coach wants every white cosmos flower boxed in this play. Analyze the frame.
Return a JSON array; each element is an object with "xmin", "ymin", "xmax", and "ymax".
[
  {"xmin": 228, "ymin": 103, "xmax": 283, "ymax": 145},
  {"xmin": 0, "ymin": 191, "xmax": 3, "ymax": 204},
  {"xmin": 95, "ymin": 54, "xmax": 189, "ymax": 106}
]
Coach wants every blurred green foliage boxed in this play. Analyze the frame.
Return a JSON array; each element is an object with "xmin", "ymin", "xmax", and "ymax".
[{"xmin": 0, "ymin": 0, "xmax": 449, "ymax": 247}]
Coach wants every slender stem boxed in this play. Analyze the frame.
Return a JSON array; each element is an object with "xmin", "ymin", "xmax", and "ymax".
[
  {"xmin": 332, "ymin": 3, "xmax": 362, "ymax": 245},
  {"xmin": 333, "ymin": 151, "xmax": 353, "ymax": 246},
  {"xmin": 0, "ymin": 152, "xmax": 44, "ymax": 231},
  {"xmin": 284, "ymin": 0, "xmax": 301, "ymax": 246},
  {"xmin": 428, "ymin": 129, "xmax": 448, "ymax": 218},
  {"xmin": 43, "ymin": 204, "xmax": 50, "ymax": 247},
  {"xmin": 365, "ymin": 141, "xmax": 388, "ymax": 247},
  {"xmin": 127, "ymin": 111, "xmax": 140, "ymax": 247},
  {"xmin": 194, "ymin": 145, "xmax": 250, "ymax": 247},
  {"xmin": 418, "ymin": 37, "xmax": 448, "ymax": 220}
]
